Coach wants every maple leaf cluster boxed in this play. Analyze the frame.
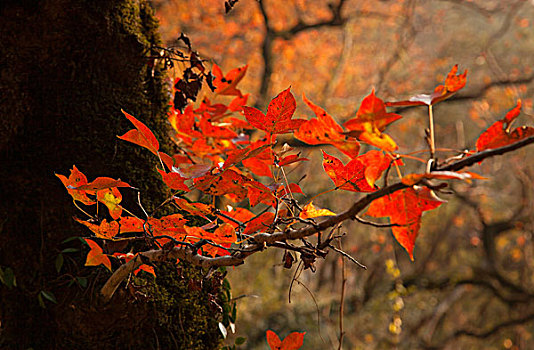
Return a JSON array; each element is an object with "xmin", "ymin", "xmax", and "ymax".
[{"xmin": 57, "ymin": 63, "xmax": 534, "ymax": 278}]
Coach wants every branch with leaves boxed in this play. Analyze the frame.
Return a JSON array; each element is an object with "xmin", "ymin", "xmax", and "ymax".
[{"xmin": 56, "ymin": 63, "xmax": 534, "ymax": 306}]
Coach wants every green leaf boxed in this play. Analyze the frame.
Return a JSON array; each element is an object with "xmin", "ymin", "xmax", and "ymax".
[
  {"xmin": 61, "ymin": 236, "xmax": 82, "ymax": 244},
  {"xmin": 235, "ymin": 337, "xmax": 246, "ymax": 345},
  {"xmin": 37, "ymin": 293, "xmax": 45, "ymax": 308},
  {"xmin": 231, "ymin": 302, "xmax": 237, "ymax": 321},
  {"xmin": 0, "ymin": 267, "xmax": 16, "ymax": 288},
  {"xmin": 40, "ymin": 290, "xmax": 57, "ymax": 304},
  {"xmin": 55, "ymin": 254, "xmax": 64, "ymax": 273},
  {"xmin": 76, "ymin": 277, "xmax": 88, "ymax": 288},
  {"xmin": 61, "ymin": 248, "xmax": 79, "ymax": 253}
]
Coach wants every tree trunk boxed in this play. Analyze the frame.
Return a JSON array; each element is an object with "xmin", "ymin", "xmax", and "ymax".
[{"xmin": 0, "ymin": 1, "xmax": 223, "ymax": 348}]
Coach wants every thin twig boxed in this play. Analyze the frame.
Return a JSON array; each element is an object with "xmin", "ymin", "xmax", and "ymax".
[
  {"xmin": 329, "ymin": 244, "xmax": 366, "ymax": 270},
  {"xmin": 337, "ymin": 239, "xmax": 347, "ymax": 350}
]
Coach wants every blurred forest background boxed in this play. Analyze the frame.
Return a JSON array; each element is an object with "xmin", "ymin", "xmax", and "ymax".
[{"xmin": 152, "ymin": 0, "xmax": 534, "ymax": 349}]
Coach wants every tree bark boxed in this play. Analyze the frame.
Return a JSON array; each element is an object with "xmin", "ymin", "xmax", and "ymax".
[{"xmin": 0, "ymin": 1, "xmax": 223, "ymax": 348}]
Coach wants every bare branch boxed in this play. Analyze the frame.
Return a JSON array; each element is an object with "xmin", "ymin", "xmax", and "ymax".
[{"xmin": 436, "ymin": 136, "xmax": 534, "ymax": 172}]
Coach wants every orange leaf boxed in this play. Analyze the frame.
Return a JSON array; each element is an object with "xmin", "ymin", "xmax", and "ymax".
[
  {"xmin": 84, "ymin": 238, "xmax": 111, "ymax": 271},
  {"xmin": 277, "ymin": 154, "xmax": 308, "ymax": 167},
  {"xmin": 158, "ymin": 169, "xmax": 189, "ymax": 192},
  {"xmin": 96, "ymin": 187, "xmax": 122, "ymax": 220},
  {"xmin": 243, "ymin": 212, "xmax": 275, "ymax": 235},
  {"xmin": 386, "ymin": 65, "xmax": 467, "ymax": 106},
  {"xmin": 151, "ymin": 214, "xmax": 188, "ymax": 237},
  {"xmin": 243, "ymin": 87, "xmax": 305, "ymax": 135},
  {"xmin": 322, "ymin": 151, "xmax": 388, "ymax": 192},
  {"xmin": 245, "ymin": 180, "xmax": 276, "ymax": 207},
  {"xmin": 183, "ymin": 225, "xmax": 236, "ymax": 244},
  {"xmin": 299, "ymin": 201, "xmax": 336, "ymax": 219},
  {"xmin": 476, "ymin": 100, "xmax": 534, "ymax": 151},
  {"xmin": 195, "ymin": 169, "xmax": 248, "ymax": 200},
  {"xmin": 74, "ymin": 177, "xmax": 131, "ymax": 192},
  {"xmin": 228, "ymin": 93, "xmax": 249, "ymax": 111},
  {"xmin": 173, "ymin": 197, "xmax": 213, "ymax": 219},
  {"xmin": 358, "ymin": 150, "xmax": 396, "ymax": 188},
  {"xmin": 135, "ymin": 264, "xmax": 156, "ymax": 277},
  {"xmin": 266, "ymin": 330, "xmax": 306, "ymax": 350},
  {"xmin": 367, "ymin": 187, "xmax": 443, "ymax": 260},
  {"xmin": 277, "ymin": 183, "xmax": 304, "ymax": 198},
  {"xmin": 212, "ymin": 223, "xmax": 237, "ymax": 243},
  {"xmin": 75, "ymin": 218, "xmax": 120, "ymax": 239},
  {"xmin": 117, "ymin": 110, "xmax": 160, "ymax": 155},
  {"xmin": 295, "ymin": 95, "xmax": 360, "ymax": 158},
  {"xmin": 119, "ymin": 216, "xmax": 145, "ymax": 233},
  {"xmin": 199, "ymin": 116, "xmax": 238, "ymax": 139},
  {"xmin": 56, "ymin": 166, "xmax": 95, "ymax": 205},
  {"xmin": 212, "ymin": 64, "xmax": 248, "ymax": 96},
  {"xmin": 158, "ymin": 151, "xmax": 175, "ymax": 170},
  {"xmin": 344, "ymin": 90, "xmax": 401, "ymax": 151},
  {"xmin": 216, "ymin": 207, "xmax": 255, "ymax": 228}
]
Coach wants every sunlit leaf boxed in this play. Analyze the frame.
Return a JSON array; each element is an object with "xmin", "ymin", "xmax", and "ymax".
[
  {"xmin": 344, "ymin": 90, "xmax": 401, "ymax": 151},
  {"xmin": 367, "ymin": 187, "xmax": 444, "ymax": 260},
  {"xmin": 83, "ymin": 238, "xmax": 112, "ymax": 271},
  {"xmin": 299, "ymin": 201, "xmax": 336, "ymax": 219},
  {"xmin": 118, "ymin": 110, "xmax": 159, "ymax": 155}
]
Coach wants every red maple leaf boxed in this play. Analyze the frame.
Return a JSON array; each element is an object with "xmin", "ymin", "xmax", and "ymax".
[
  {"xmin": 158, "ymin": 169, "xmax": 189, "ymax": 192},
  {"xmin": 243, "ymin": 87, "xmax": 305, "ymax": 136},
  {"xmin": 294, "ymin": 95, "xmax": 360, "ymax": 158},
  {"xmin": 118, "ymin": 110, "xmax": 160, "ymax": 155},
  {"xmin": 75, "ymin": 218, "xmax": 120, "ymax": 240},
  {"xmin": 56, "ymin": 165, "xmax": 95, "ymax": 205},
  {"xmin": 322, "ymin": 150, "xmax": 392, "ymax": 192},
  {"xmin": 74, "ymin": 177, "xmax": 131, "ymax": 192},
  {"xmin": 243, "ymin": 212, "xmax": 275, "ymax": 235},
  {"xmin": 266, "ymin": 330, "xmax": 305, "ymax": 350},
  {"xmin": 195, "ymin": 169, "xmax": 248, "ymax": 201},
  {"xmin": 212, "ymin": 64, "xmax": 248, "ymax": 96},
  {"xmin": 366, "ymin": 187, "xmax": 443, "ymax": 260},
  {"xmin": 476, "ymin": 100, "xmax": 534, "ymax": 151},
  {"xmin": 84, "ymin": 238, "xmax": 112, "ymax": 271},
  {"xmin": 344, "ymin": 90, "xmax": 402, "ymax": 151}
]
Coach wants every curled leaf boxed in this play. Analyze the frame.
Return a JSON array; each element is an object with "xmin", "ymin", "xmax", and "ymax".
[{"xmin": 386, "ymin": 65, "xmax": 467, "ymax": 106}]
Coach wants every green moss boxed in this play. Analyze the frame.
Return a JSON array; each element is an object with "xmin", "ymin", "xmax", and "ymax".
[{"xmin": 142, "ymin": 262, "xmax": 227, "ymax": 349}]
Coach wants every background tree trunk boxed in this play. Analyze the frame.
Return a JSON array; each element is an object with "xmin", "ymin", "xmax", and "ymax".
[{"xmin": 0, "ymin": 1, "xmax": 224, "ymax": 348}]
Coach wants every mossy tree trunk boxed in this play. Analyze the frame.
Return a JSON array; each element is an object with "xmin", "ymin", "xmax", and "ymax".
[{"xmin": 0, "ymin": 1, "xmax": 223, "ymax": 348}]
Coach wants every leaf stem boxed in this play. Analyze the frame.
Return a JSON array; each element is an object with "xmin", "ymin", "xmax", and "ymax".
[{"xmin": 428, "ymin": 104, "xmax": 436, "ymax": 160}]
